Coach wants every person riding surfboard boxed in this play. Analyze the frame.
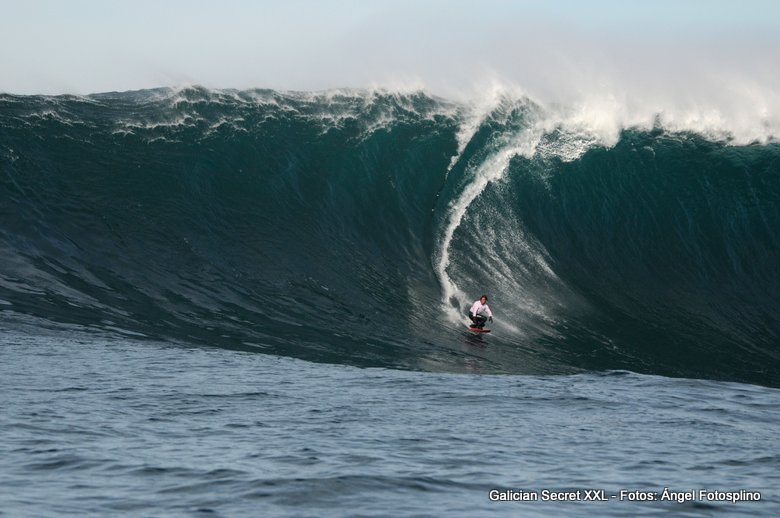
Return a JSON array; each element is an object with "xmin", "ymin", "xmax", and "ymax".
[{"xmin": 468, "ymin": 295, "xmax": 493, "ymax": 329}]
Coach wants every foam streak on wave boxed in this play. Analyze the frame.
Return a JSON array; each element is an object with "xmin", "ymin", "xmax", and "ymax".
[{"xmin": 435, "ymin": 110, "xmax": 545, "ymax": 323}]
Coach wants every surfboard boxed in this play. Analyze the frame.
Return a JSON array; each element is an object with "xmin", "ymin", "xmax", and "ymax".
[{"xmin": 468, "ymin": 326, "xmax": 491, "ymax": 333}]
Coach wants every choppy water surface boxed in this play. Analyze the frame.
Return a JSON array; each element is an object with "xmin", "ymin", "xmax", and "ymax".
[{"xmin": 1, "ymin": 332, "xmax": 778, "ymax": 517}]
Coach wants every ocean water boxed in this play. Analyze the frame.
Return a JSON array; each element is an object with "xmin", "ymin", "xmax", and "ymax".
[
  {"xmin": 1, "ymin": 86, "xmax": 779, "ymax": 515},
  {"xmin": 1, "ymin": 330, "xmax": 778, "ymax": 517}
]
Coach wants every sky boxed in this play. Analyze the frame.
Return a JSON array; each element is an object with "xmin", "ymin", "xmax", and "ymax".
[{"xmin": 1, "ymin": 0, "xmax": 778, "ymax": 104}]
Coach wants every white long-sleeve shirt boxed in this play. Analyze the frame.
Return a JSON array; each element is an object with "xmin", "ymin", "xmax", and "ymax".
[{"xmin": 469, "ymin": 300, "xmax": 493, "ymax": 318}]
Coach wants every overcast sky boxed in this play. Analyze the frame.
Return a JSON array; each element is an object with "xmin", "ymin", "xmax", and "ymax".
[{"xmin": 1, "ymin": 0, "xmax": 778, "ymax": 102}]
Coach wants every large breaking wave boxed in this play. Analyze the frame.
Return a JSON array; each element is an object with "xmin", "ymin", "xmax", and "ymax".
[{"xmin": 1, "ymin": 86, "xmax": 778, "ymax": 386}]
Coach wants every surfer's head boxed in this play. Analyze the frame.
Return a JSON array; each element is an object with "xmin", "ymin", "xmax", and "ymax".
[{"xmin": 480, "ymin": 295, "xmax": 488, "ymax": 303}]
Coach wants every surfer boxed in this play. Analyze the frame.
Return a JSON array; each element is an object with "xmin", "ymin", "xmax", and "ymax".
[{"xmin": 468, "ymin": 295, "xmax": 493, "ymax": 329}]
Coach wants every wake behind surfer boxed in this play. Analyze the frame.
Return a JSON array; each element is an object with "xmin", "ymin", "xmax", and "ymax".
[{"xmin": 468, "ymin": 295, "xmax": 493, "ymax": 329}]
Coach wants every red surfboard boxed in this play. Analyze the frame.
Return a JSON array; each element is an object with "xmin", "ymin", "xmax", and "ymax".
[{"xmin": 468, "ymin": 326, "xmax": 491, "ymax": 333}]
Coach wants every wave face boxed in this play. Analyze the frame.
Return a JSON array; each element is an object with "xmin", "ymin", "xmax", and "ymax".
[{"xmin": 1, "ymin": 87, "xmax": 778, "ymax": 386}]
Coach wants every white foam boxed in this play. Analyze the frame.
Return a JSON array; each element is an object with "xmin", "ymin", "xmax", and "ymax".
[
  {"xmin": 445, "ymin": 82, "xmax": 516, "ymax": 172},
  {"xmin": 105, "ymin": 82, "xmax": 780, "ymax": 148},
  {"xmin": 455, "ymin": 75, "xmax": 780, "ymax": 150}
]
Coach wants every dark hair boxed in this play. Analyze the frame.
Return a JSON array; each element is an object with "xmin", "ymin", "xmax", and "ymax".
[{"xmin": 481, "ymin": 294, "xmax": 488, "ymax": 300}]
